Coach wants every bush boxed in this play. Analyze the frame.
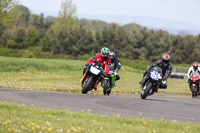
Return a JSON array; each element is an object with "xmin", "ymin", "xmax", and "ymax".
[{"xmin": 6, "ymin": 39, "xmax": 15, "ymax": 48}]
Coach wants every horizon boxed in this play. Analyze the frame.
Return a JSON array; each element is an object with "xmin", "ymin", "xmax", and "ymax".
[{"xmin": 18, "ymin": 0, "xmax": 200, "ymax": 35}]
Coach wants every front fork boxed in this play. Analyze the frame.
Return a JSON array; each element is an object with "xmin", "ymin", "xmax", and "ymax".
[
  {"xmin": 93, "ymin": 79, "xmax": 99, "ymax": 89},
  {"xmin": 104, "ymin": 73, "xmax": 115, "ymax": 89},
  {"xmin": 80, "ymin": 73, "xmax": 87, "ymax": 82},
  {"xmin": 110, "ymin": 73, "xmax": 115, "ymax": 87}
]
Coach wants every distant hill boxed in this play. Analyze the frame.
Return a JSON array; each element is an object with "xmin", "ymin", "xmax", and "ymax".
[
  {"xmin": 79, "ymin": 19, "xmax": 111, "ymax": 31},
  {"xmin": 78, "ymin": 14, "xmax": 200, "ymax": 36},
  {"xmin": 79, "ymin": 18, "xmax": 144, "ymax": 33}
]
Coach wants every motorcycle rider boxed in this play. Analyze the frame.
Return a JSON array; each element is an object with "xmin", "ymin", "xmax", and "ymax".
[
  {"xmin": 109, "ymin": 51, "xmax": 121, "ymax": 81},
  {"xmin": 187, "ymin": 62, "xmax": 200, "ymax": 90},
  {"xmin": 187, "ymin": 62, "xmax": 200, "ymax": 78},
  {"xmin": 139, "ymin": 53, "xmax": 172, "ymax": 90},
  {"xmin": 83, "ymin": 47, "xmax": 111, "ymax": 74},
  {"xmin": 82, "ymin": 47, "xmax": 111, "ymax": 90}
]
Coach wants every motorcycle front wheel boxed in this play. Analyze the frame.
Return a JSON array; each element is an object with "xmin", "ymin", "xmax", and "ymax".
[
  {"xmin": 103, "ymin": 79, "xmax": 109, "ymax": 95},
  {"xmin": 141, "ymin": 82, "xmax": 152, "ymax": 99},
  {"xmin": 191, "ymin": 86, "xmax": 198, "ymax": 97},
  {"xmin": 82, "ymin": 76, "xmax": 93, "ymax": 94}
]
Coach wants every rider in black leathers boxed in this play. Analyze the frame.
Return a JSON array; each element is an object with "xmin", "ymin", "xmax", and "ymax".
[
  {"xmin": 139, "ymin": 53, "xmax": 172, "ymax": 89},
  {"xmin": 109, "ymin": 51, "xmax": 121, "ymax": 81}
]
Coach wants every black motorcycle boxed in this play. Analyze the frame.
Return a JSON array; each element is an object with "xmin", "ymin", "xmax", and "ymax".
[
  {"xmin": 81, "ymin": 62, "xmax": 104, "ymax": 94},
  {"xmin": 140, "ymin": 67, "xmax": 163, "ymax": 99}
]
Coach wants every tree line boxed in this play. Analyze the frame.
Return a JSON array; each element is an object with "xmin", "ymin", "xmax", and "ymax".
[{"xmin": 1, "ymin": 0, "xmax": 200, "ymax": 64}]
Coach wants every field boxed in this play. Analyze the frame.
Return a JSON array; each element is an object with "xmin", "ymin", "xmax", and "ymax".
[{"xmin": 0, "ymin": 56, "xmax": 190, "ymax": 95}]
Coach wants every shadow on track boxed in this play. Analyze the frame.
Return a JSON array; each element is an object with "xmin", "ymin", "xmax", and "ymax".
[{"xmin": 145, "ymin": 98, "xmax": 169, "ymax": 102}]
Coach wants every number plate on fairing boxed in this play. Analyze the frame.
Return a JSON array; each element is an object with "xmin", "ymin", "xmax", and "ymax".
[
  {"xmin": 90, "ymin": 66, "xmax": 100, "ymax": 75},
  {"xmin": 151, "ymin": 72, "xmax": 161, "ymax": 80}
]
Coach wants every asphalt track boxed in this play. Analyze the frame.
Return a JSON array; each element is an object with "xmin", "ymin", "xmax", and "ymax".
[{"xmin": 0, "ymin": 88, "xmax": 200, "ymax": 123}]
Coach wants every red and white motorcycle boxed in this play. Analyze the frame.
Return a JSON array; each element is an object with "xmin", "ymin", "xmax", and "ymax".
[{"xmin": 189, "ymin": 72, "xmax": 200, "ymax": 97}]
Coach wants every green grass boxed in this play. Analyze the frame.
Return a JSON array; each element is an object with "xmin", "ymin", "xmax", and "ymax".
[
  {"xmin": 0, "ymin": 56, "xmax": 191, "ymax": 95},
  {"xmin": 0, "ymin": 101, "xmax": 199, "ymax": 133},
  {"xmin": 0, "ymin": 46, "xmax": 74, "ymax": 59},
  {"xmin": 0, "ymin": 56, "xmax": 84, "ymax": 72}
]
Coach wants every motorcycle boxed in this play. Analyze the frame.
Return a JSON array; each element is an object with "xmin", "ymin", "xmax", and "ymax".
[
  {"xmin": 102, "ymin": 64, "xmax": 115, "ymax": 95},
  {"xmin": 188, "ymin": 72, "xmax": 200, "ymax": 97},
  {"xmin": 140, "ymin": 66, "xmax": 163, "ymax": 99},
  {"xmin": 81, "ymin": 62, "xmax": 104, "ymax": 94}
]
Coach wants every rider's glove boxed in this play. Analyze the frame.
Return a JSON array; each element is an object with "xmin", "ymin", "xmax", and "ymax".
[{"xmin": 84, "ymin": 64, "xmax": 89, "ymax": 70}]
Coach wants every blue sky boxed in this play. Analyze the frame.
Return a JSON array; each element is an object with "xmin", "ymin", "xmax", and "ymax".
[{"xmin": 18, "ymin": 0, "xmax": 200, "ymax": 34}]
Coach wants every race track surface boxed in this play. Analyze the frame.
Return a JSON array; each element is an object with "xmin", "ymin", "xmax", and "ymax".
[{"xmin": 0, "ymin": 88, "xmax": 199, "ymax": 123}]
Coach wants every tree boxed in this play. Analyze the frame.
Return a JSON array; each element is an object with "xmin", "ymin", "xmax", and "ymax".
[
  {"xmin": 0, "ymin": 0, "xmax": 18, "ymax": 28},
  {"xmin": 23, "ymin": 27, "xmax": 39, "ymax": 48},
  {"xmin": 0, "ymin": 0, "xmax": 18, "ymax": 43},
  {"xmin": 43, "ymin": 0, "xmax": 82, "ymax": 54},
  {"xmin": 56, "ymin": 0, "xmax": 78, "ymax": 30}
]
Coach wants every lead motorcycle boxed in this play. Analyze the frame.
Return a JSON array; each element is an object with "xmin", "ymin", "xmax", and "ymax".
[
  {"xmin": 140, "ymin": 66, "xmax": 163, "ymax": 99},
  {"xmin": 81, "ymin": 62, "xmax": 104, "ymax": 94},
  {"xmin": 188, "ymin": 72, "xmax": 200, "ymax": 97}
]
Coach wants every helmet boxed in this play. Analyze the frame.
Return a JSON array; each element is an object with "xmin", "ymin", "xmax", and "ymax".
[
  {"xmin": 193, "ymin": 62, "xmax": 198, "ymax": 71},
  {"xmin": 161, "ymin": 53, "xmax": 170, "ymax": 66},
  {"xmin": 109, "ymin": 51, "xmax": 115, "ymax": 62},
  {"xmin": 101, "ymin": 47, "xmax": 110, "ymax": 59}
]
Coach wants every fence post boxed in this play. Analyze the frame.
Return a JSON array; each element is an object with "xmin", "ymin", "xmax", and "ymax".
[{"xmin": 173, "ymin": 66, "xmax": 176, "ymax": 73}]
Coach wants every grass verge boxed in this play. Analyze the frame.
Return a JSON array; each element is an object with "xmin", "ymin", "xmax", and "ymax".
[{"xmin": 0, "ymin": 101, "xmax": 199, "ymax": 133}]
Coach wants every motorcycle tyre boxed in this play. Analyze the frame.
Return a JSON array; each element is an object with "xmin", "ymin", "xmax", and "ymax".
[
  {"xmin": 103, "ymin": 79, "xmax": 109, "ymax": 95},
  {"xmin": 191, "ymin": 86, "xmax": 197, "ymax": 97},
  {"xmin": 141, "ymin": 82, "xmax": 152, "ymax": 99},
  {"xmin": 82, "ymin": 76, "xmax": 93, "ymax": 94}
]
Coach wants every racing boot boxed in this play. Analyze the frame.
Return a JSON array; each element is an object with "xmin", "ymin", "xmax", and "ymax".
[
  {"xmin": 159, "ymin": 80, "xmax": 167, "ymax": 89},
  {"xmin": 114, "ymin": 82, "xmax": 116, "ymax": 87}
]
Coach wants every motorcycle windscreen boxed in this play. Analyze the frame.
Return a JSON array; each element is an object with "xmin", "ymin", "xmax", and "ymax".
[{"xmin": 90, "ymin": 66, "xmax": 101, "ymax": 75}]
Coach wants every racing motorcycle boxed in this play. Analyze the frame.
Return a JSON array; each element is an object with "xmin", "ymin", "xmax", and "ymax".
[
  {"xmin": 81, "ymin": 62, "xmax": 104, "ymax": 94},
  {"xmin": 140, "ymin": 66, "xmax": 163, "ymax": 99},
  {"xmin": 102, "ymin": 64, "xmax": 115, "ymax": 95},
  {"xmin": 188, "ymin": 72, "xmax": 200, "ymax": 97}
]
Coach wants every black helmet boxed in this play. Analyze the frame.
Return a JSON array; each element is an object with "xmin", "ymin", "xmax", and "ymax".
[
  {"xmin": 109, "ymin": 51, "xmax": 115, "ymax": 62},
  {"xmin": 193, "ymin": 62, "xmax": 198, "ymax": 71}
]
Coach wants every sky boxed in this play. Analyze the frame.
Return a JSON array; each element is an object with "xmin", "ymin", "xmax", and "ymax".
[{"xmin": 18, "ymin": 0, "xmax": 200, "ymax": 34}]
